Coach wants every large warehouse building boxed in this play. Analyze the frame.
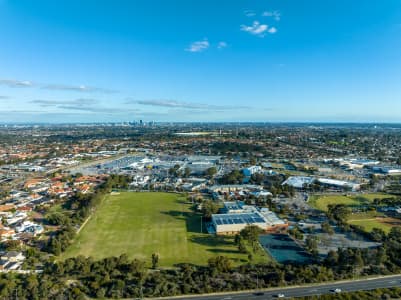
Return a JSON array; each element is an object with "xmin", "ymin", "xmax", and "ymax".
[{"xmin": 209, "ymin": 201, "xmax": 287, "ymax": 235}]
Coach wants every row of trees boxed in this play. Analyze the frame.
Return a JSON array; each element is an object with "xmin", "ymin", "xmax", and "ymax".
[
  {"xmin": 5, "ymin": 235, "xmax": 401, "ymax": 300},
  {"xmin": 219, "ymin": 169, "xmax": 244, "ymax": 184},
  {"xmin": 46, "ymin": 174, "xmax": 132, "ymax": 255},
  {"xmin": 4, "ymin": 209, "xmax": 401, "ymax": 298}
]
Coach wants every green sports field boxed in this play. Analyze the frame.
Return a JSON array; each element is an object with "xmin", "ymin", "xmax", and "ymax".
[
  {"xmin": 347, "ymin": 212, "xmax": 401, "ymax": 233},
  {"xmin": 308, "ymin": 193, "xmax": 392, "ymax": 211},
  {"xmin": 61, "ymin": 192, "xmax": 269, "ymax": 266},
  {"xmin": 309, "ymin": 193, "xmax": 400, "ymax": 233}
]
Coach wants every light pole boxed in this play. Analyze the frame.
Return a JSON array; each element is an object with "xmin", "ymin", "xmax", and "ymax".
[
  {"xmin": 200, "ymin": 215, "xmax": 203, "ymax": 233},
  {"xmin": 256, "ymin": 274, "xmax": 259, "ymax": 291}
]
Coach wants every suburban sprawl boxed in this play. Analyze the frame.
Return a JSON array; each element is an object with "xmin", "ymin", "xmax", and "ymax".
[{"xmin": 1, "ymin": 123, "xmax": 401, "ymax": 299}]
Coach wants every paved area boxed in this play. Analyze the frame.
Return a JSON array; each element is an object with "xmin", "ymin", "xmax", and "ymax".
[{"xmin": 157, "ymin": 275, "xmax": 401, "ymax": 300}]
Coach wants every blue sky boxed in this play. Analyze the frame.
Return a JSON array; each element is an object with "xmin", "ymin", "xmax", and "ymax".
[{"xmin": 1, "ymin": 0, "xmax": 401, "ymax": 123}]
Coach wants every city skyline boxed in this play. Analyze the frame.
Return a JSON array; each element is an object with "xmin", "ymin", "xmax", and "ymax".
[{"xmin": 1, "ymin": 0, "xmax": 401, "ymax": 123}]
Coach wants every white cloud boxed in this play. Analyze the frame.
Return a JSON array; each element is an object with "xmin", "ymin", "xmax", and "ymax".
[
  {"xmin": 58, "ymin": 105, "xmax": 139, "ymax": 114},
  {"xmin": 31, "ymin": 98, "xmax": 99, "ymax": 107},
  {"xmin": 30, "ymin": 98, "xmax": 137, "ymax": 114},
  {"xmin": 185, "ymin": 39, "xmax": 210, "ymax": 52},
  {"xmin": 244, "ymin": 10, "xmax": 256, "ymax": 17},
  {"xmin": 0, "ymin": 78, "xmax": 117, "ymax": 93},
  {"xmin": 241, "ymin": 21, "xmax": 276, "ymax": 37},
  {"xmin": 42, "ymin": 84, "xmax": 116, "ymax": 93},
  {"xmin": 217, "ymin": 41, "xmax": 228, "ymax": 49},
  {"xmin": 262, "ymin": 10, "xmax": 281, "ymax": 21},
  {"xmin": 129, "ymin": 99, "xmax": 251, "ymax": 111},
  {"xmin": 0, "ymin": 79, "xmax": 33, "ymax": 88},
  {"xmin": 133, "ymin": 99, "xmax": 200, "ymax": 108}
]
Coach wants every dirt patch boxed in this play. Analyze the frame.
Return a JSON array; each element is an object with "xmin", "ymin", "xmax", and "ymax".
[{"xmin": 377, "ymin": 217, "xmax": 401, "ymax": 227}]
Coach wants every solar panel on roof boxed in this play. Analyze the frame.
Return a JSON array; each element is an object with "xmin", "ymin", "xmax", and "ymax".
[{"xmin": 216, "ymin": 220, "xmax": 222, "ymax": 225}]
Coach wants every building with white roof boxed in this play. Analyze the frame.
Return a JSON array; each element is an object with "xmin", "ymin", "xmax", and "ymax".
[
  {"xmin": 243, "ymin": 166, "xmax": 263, "ymax": 176},
  {"xmin": 283, "ymin": 176, "xmax": 360, "ymax": 191},
  {"xmin": 210, "ymin": 202, "xmax": 287, "ymax": 235},
  {"xmin": 371, "ymin": 166, "xmax": 401, "ymax": 175},
  {"xmin": 317, "ymin": 178, "xmax": 360, "ymax": 191},
  {"xmin": 282, "ymin": 176, "xmax": 315, "ymax": 189}
]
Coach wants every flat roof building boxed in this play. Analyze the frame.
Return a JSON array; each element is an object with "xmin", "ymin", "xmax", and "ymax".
[
  {"xmin": 211, "ymin": 212, "xmax": 269, "ymax": 235},
  {"xmin": 210, "ymin": 202, "xmax": 288, "ymax": 235},
  {"xmin": 317, "ymin": 178, "xmax": 360, "ymax": 191},
  {"xmin": 209, "ymin": 184, "xmax": 265, "ymax": 193},
  {"xmin": 221, "ymin": 201, "xmax": 258, "ymax": 214},
  {"xmin": 243, "ymin": 166, "xmax": 263, "ymax": 177},
  {"xmin": 282, "ymin": 176, "xmax": 315, "ymax": 189},
  {"xmin": 371, "ymin": 166, "xmax": 401, "ymax": 175}
]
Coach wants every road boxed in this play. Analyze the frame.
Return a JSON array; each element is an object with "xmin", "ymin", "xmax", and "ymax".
[
  {"xmin": 45, "ymin": 153, "xmax": 128, "ymax": 175},
  {"xmin": 158, "ymin": 275, "xmax": 401, "ymax": 299}
]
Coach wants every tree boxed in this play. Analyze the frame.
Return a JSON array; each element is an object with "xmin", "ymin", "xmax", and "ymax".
[
  {"xmin": 234, "ymin": 234, "xmax": 242, "ymax": 245},
  {"xmin": 327, "ymin": 204, "xmax": 351, "ymax": 225},
  {"xmin": 374, "ymin": 247, "xmax": 388, "ymax": 266},
  {"xmin": 354, "ymin": 250, "xmax": 364, "ymax": 268},
  {"xmin": 207, "ymin": 256, "xmax": 232, "ymax": 273},
  {"xmin": 151, "ymin": 253, "xmax": 159, "ymax": 269},
  {"xmin": 305, "ymin": 235, "xmax": 319, "ymax": 256},
  {"xmin": 321, "ymin": 222, "xmax": 334, "ymax": 235},
  {"xmin": 184, "ymin": 167, "xmax": 191, "ymax": 178},
  {"xmin": 289, "ymin": 226, "xmax": 304, "ymax": 240},
  {"xmin": 47, "ymin": 212, "xmax": 70, "ymax": 226},
  {"xmin": 324, "ymin": 250, "xmax": 339, "ymax": 267},
  {"xmin": 201, "ymin": 200, "xmax": 220, "ymax": 219},
  {"xmin": 3, "ymin": 240, "xmax": 22, "ymax": 251},
  {"xmin": 168, "ymin": 164, "xmax": 181, "ymax": 177},
  {"xmin": 370, "ymin": 228, "xmax": 386, "ymax": 242},
  {"xmin": 240, "ymin": 225, "xmax": 262, "ymax": 244},
  {"xmin": 238, "ymin": 240, "xmax": 247, "ymax": 253},
  {"xmin": 251, "ymin": 173, "xmax": 264, "ymax": 185},
  {"xmin": 220, "ymin": 169, "xmax": 244, "ymax": 184},
  {"xmin": 206, "ymin": 167, "xmax": 217, "ymax": 177},
  {"xmin": 49, "ymin": 238, "xmax": 62, "ymax": 255}
]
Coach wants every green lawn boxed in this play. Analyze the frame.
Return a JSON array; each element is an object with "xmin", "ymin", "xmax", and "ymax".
[
  {"xmin": 348, "ymin": 218, "xmax": 392, "ymax": 233},
  {"xmin": 348, "ymin": 212, "xmax": 401, "ymax": 233},
  {"xmin": 308, "ymin": 193, "xmax": 393, "ymax": 211},
  {"xmin": 61, "ymin": 192, "xmax": 269, "ymax": 267},
  {"xmin": 309, "ymin": 193, "xmax": 400, "ymax": 233}
]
